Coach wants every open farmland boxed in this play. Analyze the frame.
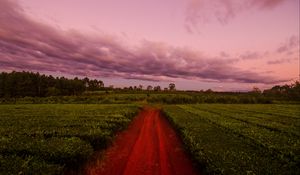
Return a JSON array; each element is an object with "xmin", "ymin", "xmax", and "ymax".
[
  {"xmin": 163, "ymin": 104, "xmax": 300, "ymax": 174},
  {"xmin": 0, "ymin": 104, "xmax": 139, "ymax": 174}
]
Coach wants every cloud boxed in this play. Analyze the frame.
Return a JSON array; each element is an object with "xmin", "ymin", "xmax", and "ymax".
[
  {"xmin": 0, "ymin": 0, "xmax": 287, "ymax": 84},
  {"xmin": 267, "ymin": 57, "xmax": 297, "ymax": 64},
  {"xmin": 219, "ymin": 51, "xmax": 230, "ymax": 58},
  {"xmin": 239, "ymin": 51, "xmax": 261, "ymax": 60},
  {"xmin": 276, "ymin": 35, "xmax": 300, "ymax": 54},
  {"xmin": 185, "ymin": 0, "xmax": 289, "ymax": 33},
  {"xmin": 251, "ymin": 0, "xmax": 288, "ymax": 9}
]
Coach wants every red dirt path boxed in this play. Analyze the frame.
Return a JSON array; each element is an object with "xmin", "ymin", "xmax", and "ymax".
[{"xmin": 85, "ymin": 108, "xmax": 200, "ymax": 175}]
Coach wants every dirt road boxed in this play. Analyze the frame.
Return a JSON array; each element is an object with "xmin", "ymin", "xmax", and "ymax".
[{"xmin": 85, "ymin": 108, "xmax": 200, "ymax": 175}]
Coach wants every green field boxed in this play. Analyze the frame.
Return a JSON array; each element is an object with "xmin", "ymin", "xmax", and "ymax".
[
  {"xmin": 163, "ymin": 104, "xmax": 300, "ymax": 174},
  {"xmin": 1, "ymin": 103, "xmax": 299, "ymax": 175},
  {"xmin": 0, "ymin": 104, "xmax": 139, "ymax": 174}
]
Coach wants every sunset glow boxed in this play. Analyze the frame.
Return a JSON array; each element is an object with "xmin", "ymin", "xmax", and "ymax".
[{"xmin": 0, "ymin": 0, "xmax": 299, "ymax": 91}]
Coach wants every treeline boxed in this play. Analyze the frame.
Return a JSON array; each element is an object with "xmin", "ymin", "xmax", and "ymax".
[
  {"xmin": 0, "ymin": 71, "xmax": 104, "ymax": 97},
  {"xmin": 263, "ymin": 81, "xmax": 300, "ymax": 101},
  {"xmin": 0, "ymin": 71, "xmax": 299, "ymax": 102}
]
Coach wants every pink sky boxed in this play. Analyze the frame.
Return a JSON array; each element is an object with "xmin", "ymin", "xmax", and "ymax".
[{"xmin": 0, "ymin": 0, "xmax": 299, "ymax": 91}]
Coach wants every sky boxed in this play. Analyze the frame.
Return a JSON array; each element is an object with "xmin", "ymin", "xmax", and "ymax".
[{"xmin": 0, "ymin": 0, "xmax": 299, "ymax": 91}]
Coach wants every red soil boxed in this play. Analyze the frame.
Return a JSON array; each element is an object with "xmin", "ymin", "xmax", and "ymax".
[{"xmin": 85, "ymin": 108, "xmax": 200, "ymax": 175}]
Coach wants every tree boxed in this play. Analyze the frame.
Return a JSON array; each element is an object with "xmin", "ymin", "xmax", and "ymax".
[
  {"xmin": 98, "ymin": 80, "xmax": 104, "ymax": 88},
  {"xmin": 0, "ymin": 72, "xmax": 6, "ymax": 97},
  {"xmin": 88, "ymin": 79, "xmax": 99, "ymax": 91},
  {"xmin": 169, "ymin": 83, "xmax": 176, "ymax": 91},
  {"xmin": 0, "ymin": 71, "xmax": 93, "ymax": 97},
  {"xmin": 147, "ymin": 85, "xmax": 153, "ymax": 91},
  {"xmin": 252, "ymin": 87, "xmax": 261, "ymax": 94},
  {"xmin": 263, "ymin": 81, "xmax": 300, "ymax": 101},
  {"xmin": 289, "ymin": 81, "xmax": 300, "ymax": 100},
  {"xmin": 154, "ymin": 86, "xmax": 161, "ymax": 91},
  {"xmin": 46, "ymin": 87, "xmax": 61, "ymax": 96},
  {"xmin": 83, "ymin": 77, "xmax": 89, "ymax": 89},
  {"xmin": 205, "ymin": 89, "xmax": 213, "ymax": 93},
  {"xmin": 108, "ymin": 85, "xmax": 114, "ymax": 90}
]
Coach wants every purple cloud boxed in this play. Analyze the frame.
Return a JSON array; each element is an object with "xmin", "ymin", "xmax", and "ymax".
[
  {"xmin": 0, "ymin": 0, "xmax": 287, "ymax": 84},
  {"xmin": 239, "ymin": 51, "xmax": 262, "ymax": 60},
  {"xmin": 185, "ymin": 0, "xmax": 289, "ymax": 33},
  {"xmin": 267, "ymin": 57, "xmax": 297, "ymax": 64},
  {"xmin": 277, "ymin": 35, "xmax": 299, "ymax": 54}
]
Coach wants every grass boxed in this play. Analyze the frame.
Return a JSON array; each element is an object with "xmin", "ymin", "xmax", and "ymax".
[
  {"xmin": 0, "ymin": 104, "xmax": 140, "ymax": 174},
  {"xmin": 163, "ymin": 104, "xmax": 300, "ymax": 175}
]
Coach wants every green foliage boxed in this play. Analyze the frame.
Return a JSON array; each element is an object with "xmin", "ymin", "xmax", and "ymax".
[
  {"xmin": 146, "ymin": 93, "xmax": 273, "ymax": 104},
  {"xmin": 263, "ymin": 81, "xmax": 300, "ymax": 101},
  {"xmin": 0, "ymin": 104, "xmax": 139, "ymax": 174},
  {"xmin": 163, "ymin": 104, "xmax": 300, "ymax": 175},
  {"xmin": 0, "ymin": 154, "xmax": 64, "ymax": 175},
  {"xmin": 1, "ymin": 71, "xmax": 299, "ymax": 104},
  {"xmin": 0, "ymin": 92, "xmax": 277, "ymax": 104},
  {"xmin": 0, "ymin": 71, "xmax": 105, "ymax": 97}
]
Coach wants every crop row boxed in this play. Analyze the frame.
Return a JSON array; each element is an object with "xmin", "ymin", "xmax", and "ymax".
[
  {"xmin": 0, "ymin": 104, "xmax": 139, "ymax": 175},
  {"xmin": 163, "ymin": 104, "xmax": 300, "ymax": 175},
  {"xmin": 185, "ymin": 104, "xmax": 300, "ymax": 136}
]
